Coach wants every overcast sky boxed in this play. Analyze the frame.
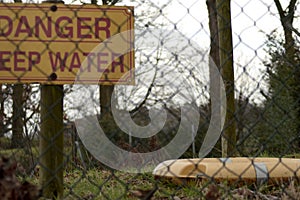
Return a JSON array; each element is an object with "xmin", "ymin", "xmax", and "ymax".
[
  {"xmin": 65, "ymin": 0, "xmax": 300, "ymax": 104},
  {"xmin": 20, "ymin": 0, "xmax": 298, "ymax": 104},
  {"xmin": 114, "ymin": 0, "xmax": 300, "ymax": 103}
]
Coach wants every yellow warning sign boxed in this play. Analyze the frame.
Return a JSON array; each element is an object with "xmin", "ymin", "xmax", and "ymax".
[{"xmin": 0, "ymin": 3, "xmax": 134, "ymax": 84}]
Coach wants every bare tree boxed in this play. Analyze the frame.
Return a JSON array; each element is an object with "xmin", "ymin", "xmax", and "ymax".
[
  {"xmin": 273, "ymin": 0, "xmax": 300, "ymax": 137},
  {"xmin": 206, "ymin": 0, "xmax": 221, "ymax": 155},
  {"xmin": 216, "ymin": 0, "xmax": 236, "ymax": 157},
  {"xmin": 207, "ymin": 0, "xmax": 220, "ymax": 68}
]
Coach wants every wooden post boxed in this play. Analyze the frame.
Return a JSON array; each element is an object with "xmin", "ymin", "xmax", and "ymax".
[
  {"xmin": 99, "ymin": 1, "xmax": 115, "ymax": 119},
  {"xmin": 11, "ymin": 84, "xmax": 24, "ymax": 148},
  {"xmin": 216, "ymin": 0, "xmax": 236, "ymax": 157},
  {"xmin": 100, "ymin": 85, "xmax": 114, "ymax": 117},
  {"xmin": 39, "ymin": 1, "xmax": 65, "ymax": 199},
  {"xmin": 39, "ymin": 84, "xmax": 64, "ymax": 199}
]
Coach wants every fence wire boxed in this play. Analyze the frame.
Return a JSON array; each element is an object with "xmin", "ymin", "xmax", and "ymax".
[{"xmin": 0, "ymin": 0, "xmax": 300, "ymax": 199}]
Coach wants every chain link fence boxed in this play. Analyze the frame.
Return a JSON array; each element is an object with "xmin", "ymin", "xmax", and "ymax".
[{"xmin": 0, "ymin": 0, "xmax": 300, "ymax": 199}]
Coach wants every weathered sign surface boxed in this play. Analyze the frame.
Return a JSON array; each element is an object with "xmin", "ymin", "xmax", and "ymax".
[{"xmin": 0, "ymin": 3, "xmax": 134, "ymax": 84}]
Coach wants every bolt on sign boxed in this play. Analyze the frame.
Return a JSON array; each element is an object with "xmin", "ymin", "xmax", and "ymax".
[{"xmin": 0, "ymin": 3, "xmax": 134, "ymax": 84}]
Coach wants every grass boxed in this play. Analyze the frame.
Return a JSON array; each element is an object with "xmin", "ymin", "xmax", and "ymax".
[
  {"xmin": 21, "ymin": 166, "xmax": 300, "ymax": 200},
  {"xmin": 2, "ymin": 142, "xmax": 299, "ymax": 199}
]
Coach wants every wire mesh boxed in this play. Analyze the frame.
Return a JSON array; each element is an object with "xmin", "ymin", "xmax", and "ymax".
[{"xmin": 0, "ymin": 0, "xmax": 300, "ymax": 199}]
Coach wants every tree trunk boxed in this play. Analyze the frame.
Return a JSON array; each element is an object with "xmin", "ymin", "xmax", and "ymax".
[
  {"xmin": 0, "ymin": 84, "xmax": 4, "ymax": 138},
  {"xmin": 11, "ymin": 84, "xmax": 24, "ymax": 148},
  {"xmin": 274, "ymin": 0, "xmax": 297, "ymax": 67},
  {"xmin": 206, "ymin": 0, "xmax": 222, "ymax": 156},
  {"xmin": 216, "ymin": 0, "xmax": 236, "ymax": 157},
  {"xmin": 274, "ymin": 0, "xmax": 299, "ymax": 145},
  {"xmin": 207, "ymin": 0, "xmax": 220, "ymax": 67},
  {"xmin": 39, "ymin": 85, "xmax": 64, "ymax": 199}
]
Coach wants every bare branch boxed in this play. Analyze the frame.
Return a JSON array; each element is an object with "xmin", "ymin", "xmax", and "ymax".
[
  {"xmin": 110, "ymin": 0, "xmax": 119, "ymax": 5},
  {"xmin": 274, "ymin": 0, "xmax": 285, "ymax": 20},
  {"xmin": 102, "ymin": 0, "xmax": 108, "ymax": 5},
  {"xmin": 288, "ymin": 0, "xmax": 297, "ymax": 14},
  {"xmin": 287, "ymin": 22, "xmax": 300, "ymax": 37},
  {"xmin": 288, "ymin": 0, "xmax": 297, "ymax": 24}
]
